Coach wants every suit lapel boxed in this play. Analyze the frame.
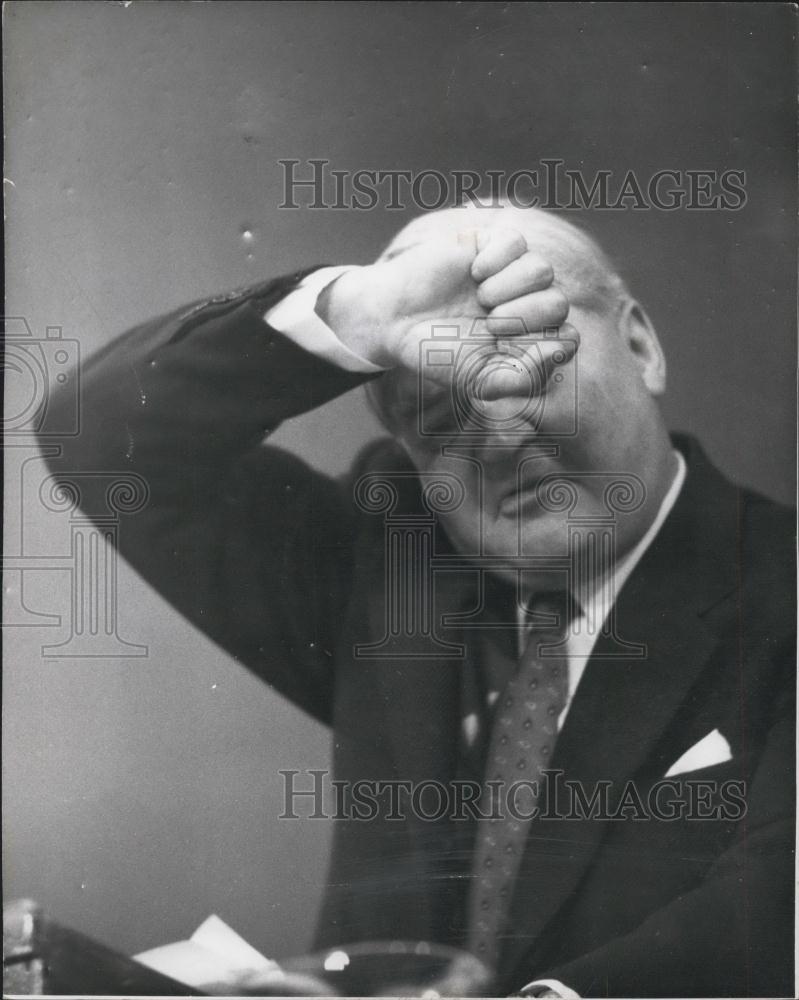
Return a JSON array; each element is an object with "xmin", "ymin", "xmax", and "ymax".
[
  {"xmin": 355, "ymin": 442, "xmax": 479, "ymax": 938},
  {"xmin": 502, "ymin": 437, "xmax": 742, "ymax": 976}
]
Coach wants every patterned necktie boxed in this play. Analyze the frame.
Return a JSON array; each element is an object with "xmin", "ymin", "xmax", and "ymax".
[{"xmin": 466, "ymin": 592, "xmax": 570, "ymax": 971}]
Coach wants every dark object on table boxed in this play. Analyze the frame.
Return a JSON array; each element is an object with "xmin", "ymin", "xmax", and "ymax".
[{"xmin": 3, "ymin": 899, "xmax": 199, "ymax": 996}]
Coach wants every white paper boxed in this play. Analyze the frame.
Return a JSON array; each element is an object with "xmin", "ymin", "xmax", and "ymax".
[{"xmin": 134, "ymin": 914, "xmax": 281, "ymax": 992}]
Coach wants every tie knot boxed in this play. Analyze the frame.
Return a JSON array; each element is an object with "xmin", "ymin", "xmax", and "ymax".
[{"xmin": 521, "ymin": 591, "xmax": 573, "ymax": 648}]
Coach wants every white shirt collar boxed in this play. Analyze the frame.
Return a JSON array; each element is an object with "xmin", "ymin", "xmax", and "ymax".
[{"xmin": 516, "ymin": 449, "xmax": 687, "ymax": 635}]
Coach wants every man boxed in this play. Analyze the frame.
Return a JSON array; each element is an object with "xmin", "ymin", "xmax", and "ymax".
[{"xmin": 44, "ymin": 205, "xmax": 794, "ymax": 997}]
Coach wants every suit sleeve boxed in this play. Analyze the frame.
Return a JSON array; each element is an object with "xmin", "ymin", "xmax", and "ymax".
[
  {"xmin": 42, "ymin": 275, "xmax": 379, "ymax": 723},
  {"xmin": 521, "ymin": 646, "xmax": 795, "ymax": 998}
]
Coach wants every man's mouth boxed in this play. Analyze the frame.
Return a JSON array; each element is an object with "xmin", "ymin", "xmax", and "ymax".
[{"xmin": 496, "ymin": 472, "xmax": 545, "ymax": 518}]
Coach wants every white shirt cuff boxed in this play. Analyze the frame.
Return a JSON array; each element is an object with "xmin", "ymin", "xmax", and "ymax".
[
  {"xmin": 519, "ymin": 978, "xmax": 581, "ymax": 998},
  {"xmin": 263, "ymin": 265, "xmax": 384, "ymax": 373}
]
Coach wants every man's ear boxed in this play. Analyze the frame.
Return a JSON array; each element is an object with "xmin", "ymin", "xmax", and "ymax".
[{"xmin": 619, "ymin": 299, "xmax": 667, "ymax": 396}]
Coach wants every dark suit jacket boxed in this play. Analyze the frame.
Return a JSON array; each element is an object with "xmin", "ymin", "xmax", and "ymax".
[{"xmin": 45, "ymin": 275, "xmax": 796, "ymax": 997}]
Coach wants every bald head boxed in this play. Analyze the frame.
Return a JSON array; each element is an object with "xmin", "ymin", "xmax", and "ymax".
[
  {"xmin": 368, "ymin": 204, "xmax": 634, "ymax": 434},
  {"xmin": 380, "ymin": 203, "xmax": 629, "ymax": 314}
]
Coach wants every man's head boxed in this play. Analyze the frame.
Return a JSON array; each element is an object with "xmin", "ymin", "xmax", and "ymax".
[
  {"xmin": 365, "ymin": 204, "xmax": 677, "ymax": 588},
  {"xmin": 378, "ymin": 203, "xmax": 630, "ymax": 312}
]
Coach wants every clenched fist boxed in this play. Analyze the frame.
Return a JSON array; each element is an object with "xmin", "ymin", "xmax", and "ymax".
[{"xmin": 315, "ymin": 228, "xmax": 578, "ymax": 401}]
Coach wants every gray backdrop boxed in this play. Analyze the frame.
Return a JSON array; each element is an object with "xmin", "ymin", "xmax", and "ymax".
[{"xmin": 3, "ymin": 1, "xmax": 795, "ymax": 961}]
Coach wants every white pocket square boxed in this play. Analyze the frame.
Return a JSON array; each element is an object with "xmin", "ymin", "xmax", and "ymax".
[{"xmin": 665, "ymin": 728, "xmax": 732, "ymax": 777}]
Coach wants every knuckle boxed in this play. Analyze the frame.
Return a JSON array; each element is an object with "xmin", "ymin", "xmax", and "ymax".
[
  {"xmin": 523, "ymin": 254, "xmax": 553, "ymax": 285},
  {"xmin": 489, "ymin": 299, "xmax": 509, "ymax": 318},
  {"xmin": 489, "ymin": 320, "xmax": 524, "ymax": 342},
  {"xmin": 548, "ymin": 287, "xmax": 570, "ymax": 319},
  {"xmin": 506, "ymin": 231, "xmax": 528, "ymax": 257},
  {"xmin": 558, "ymin": 321, "xmax": 580, "ymax": 343},
  {"xmin": 539, "ymin": 261, "xmax": 556, "ymax": 286},
  {"xmin": 492, "ymin": 300, "xmax": 519, "ymax": 320}
]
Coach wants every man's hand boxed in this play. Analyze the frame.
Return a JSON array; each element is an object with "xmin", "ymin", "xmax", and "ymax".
[{"xmin": 316, "ymin": 228, "xmax": 576, "ymax": 400}]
